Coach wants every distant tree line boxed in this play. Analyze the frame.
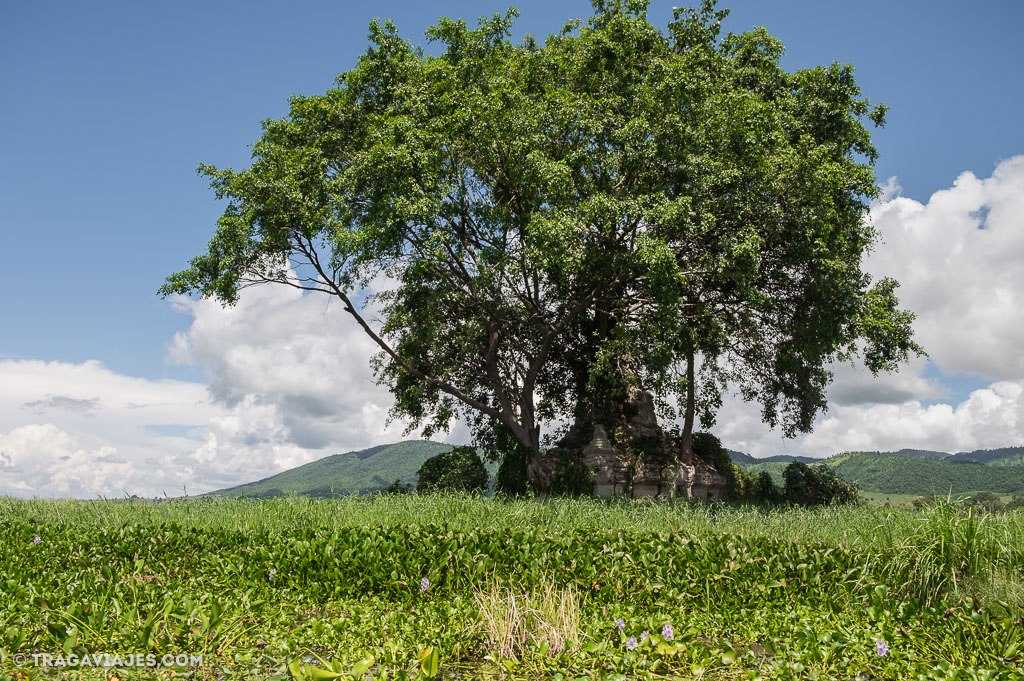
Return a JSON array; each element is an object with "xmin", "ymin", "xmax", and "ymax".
[
  {"xmin": 702, "ymin": 434, "xmax": 859, "ymax": 506},
  {"xmin": 913, "ymin": 491, "xmax": 1024, "ymax": 514}
]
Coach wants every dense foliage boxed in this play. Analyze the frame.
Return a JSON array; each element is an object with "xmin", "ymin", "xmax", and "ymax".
[
  {"xmin": 1, "ymin": 496, "xmax": 1022, "ymax": 680},
  {"xmin": 782, "ymin": 461, "xmax": 860, "ymax": 506},
  {"xmin": 415, "ymin": 446, "xmax": 489, "ymax": 494},
  {"xmin": 753, "ymin": 470, "xmax": 785, "ymax": 504},
  {"xmin": 161, "ymin": 0, "xmax": 920, "ymax": 484},
  {"xmin": 721, "ymin": 455, "xmax": 858, "ymax": 506},
  {"xmin": 548, "ymin": 450, "xmax": 594, "ymax": 497}
]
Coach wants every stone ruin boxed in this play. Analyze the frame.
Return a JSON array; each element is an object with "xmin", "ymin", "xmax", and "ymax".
[{"xmin": 539, "ymin": 388, "xmax": 728, "ymax": 500}]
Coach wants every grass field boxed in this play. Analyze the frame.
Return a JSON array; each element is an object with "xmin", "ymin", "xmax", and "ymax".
[{"xmin": 2, "ymin": 495, "xmax": 1022, "ymax": 680}]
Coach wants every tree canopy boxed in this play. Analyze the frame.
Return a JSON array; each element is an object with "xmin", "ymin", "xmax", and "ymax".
[
  {"xmin": 416, "ymin": 446, "xmax": 490, "ymax": 494},
  {"xmin": 162, "ymin": 0, "xmax": 921, "ymax": 486}
]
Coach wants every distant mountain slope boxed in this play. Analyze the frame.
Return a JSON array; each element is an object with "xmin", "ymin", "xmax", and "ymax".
[
  {"xmin": 892, "ymin": 448, "xmax": 951, "ymax": 462},
  {"xmin": 725, "ymin": 449, "xmax": 757, "ymax": 466},
  {"xmin": 950, "ymin": 446, "xmax": 1024, "ymax": 466},
  {"xmin": 985, "ymin": 452, "xmax": 1024, "ymax": 467},
  {"xmin": 758, "ymin": 454, "xmax": 818, "ymax": 464},
  {"xmin": 724, "ymin": 451, "xmax": 814, "ymax": 473},
  {"xmin": 210, "ymin": 441, "xmax": 454, "ymax": 498},
  {"xmin": 738, "ymin": 460, "xmax": 789, "ymax": 482},
  {"xmin": 729, "ymin": 447, "xmax": 1024, "ymax": 496},
  {"xmin": 833, "ymin": 453, "xmax": 1024, "ymax": 495}
]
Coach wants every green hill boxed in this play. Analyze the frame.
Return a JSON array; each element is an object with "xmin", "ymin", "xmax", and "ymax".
[
  {"xmin": 832, "ymin": 452, "xmax": 1024, "ymax": 495},
  {"xmin": 725, "ymin": 449, "xmax": 758, "ymax": 466},
  {"xmin": 209, "ymin": 440, "xmax": 455, "ymax": 498},
  {"xmin": 730, "ymin": 447, "xmax": 1024, "ymax": 497},
  {"xmin": 986, "ymin": 452, "xmax": 1024, "ymax": 467},
  {"xmin": 759, "ymin": 454, "xmax": 818, "ymax": 464},
  {"xmin": 724, "ymin": 451, "xmax": 814, "ymax": 480},
  {"xmin": 950, "ymin": 446, "xmax": 1024, "ymax": 466},
  {"xmin": 892, "ymin": 448, "xmax": 951, "ymax": 462}
]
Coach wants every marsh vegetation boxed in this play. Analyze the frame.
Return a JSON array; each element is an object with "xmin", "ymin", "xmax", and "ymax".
[{"xmin": 2, "ymin": 495, "xmax": 1022, "ymax": 679}]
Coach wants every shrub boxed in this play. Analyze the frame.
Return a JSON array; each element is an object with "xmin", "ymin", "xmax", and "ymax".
[
  {"xmin": 753, "ymin": 471, "xmax": 784, "ymax": 505},
  {"xmin": 913, "ymin": 492, "xmax": 939, "ymax": 509},
  {"xmin": 549, "ymin": 451, "xmax": 593, "ymax": 497},
  {"xmin": 383, "ymin": 479, "xmax": 412, "ymax": 495},
  {"xmin": 783, "ymin": 462, "xmax": 859, "ymax": 506},
  {"xmin": 969, "ymin": 491, "xmax": 1006, "ymax": 513},
  {"xmin": 691, "ymin": 432, "xmax": 738, "ymax": 496},
  {"xmin": 416, "ymin": 446, "xmax": 489, "ymax": 494},
  {"xmin": 730, "ymin": 465, "xmax": 757, "ymax": 501}
]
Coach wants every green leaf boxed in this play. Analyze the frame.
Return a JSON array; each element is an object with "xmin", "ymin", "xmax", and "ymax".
[
  {"xmin": 308, "ymin": 667, "xmax": 345, "ymax": 681},
  {"xmin": 351, "ymin": 656, "xmax": 375, "ymax": 677},
  {"xmin": 419, "ymin": 646, "xmax": 439, "ymax": 678}
]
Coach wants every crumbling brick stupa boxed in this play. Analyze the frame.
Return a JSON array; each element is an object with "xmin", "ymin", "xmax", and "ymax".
[{"xmin": 538, "ymin": 388, "xmax": 728, "ymax": 500}]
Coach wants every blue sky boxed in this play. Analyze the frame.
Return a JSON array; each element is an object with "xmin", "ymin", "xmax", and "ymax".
[{"xmin": 2, "ymin": 1, "xmax": 1023, "ymax": 497}]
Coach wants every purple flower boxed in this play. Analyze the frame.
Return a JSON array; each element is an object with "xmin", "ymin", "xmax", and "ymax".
[
  {"xmin": 615, "ymin": 618, "xmax": 625, "ymax": 633},
  {"xmin": 626, "ymin": 636, "xmax": 638, "ymax": 650},
  {"xmin": 268, "ymin": 568, "xmax": 277, "ymax": 580},
  {"xmin": 875, "ymin": 639, "xmax": 889, "ymax": 657},
  {"xmin": 662, "ymin": 623, "xmax": 674, "ymax": 641},
  {"xmin": 420, "ymin": 577, "xmax": 430, "ymax": 591},
  {"xmin": 33, "ymin": 536, "xmax": 41, "ymax": 545},
  {"xmin": 640, "ymin": 631, "xmax": 648, "ymax": 642}
]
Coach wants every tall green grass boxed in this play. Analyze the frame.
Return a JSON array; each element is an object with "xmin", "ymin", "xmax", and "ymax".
[
  {"xmin": 854, "ymin": 497, "xmax": 1024, "ymax": 606},
  {"xmin": 2, "ymin": 494, "xmax": 1021, "ymax": 607}
]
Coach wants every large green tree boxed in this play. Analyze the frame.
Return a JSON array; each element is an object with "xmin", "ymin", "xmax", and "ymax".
[{"xmin": 162, "ymin": 1, "xmax": 920, "ymax": 487}]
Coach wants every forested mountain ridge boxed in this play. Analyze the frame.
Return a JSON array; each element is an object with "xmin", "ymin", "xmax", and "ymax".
[
  {"xmin": 208, "ymin": 443, "xmax": 1024, "ymax": 499},
  {"xmin": 732, "ymin": 446, "xmax": 1024, "ymax": 496}
]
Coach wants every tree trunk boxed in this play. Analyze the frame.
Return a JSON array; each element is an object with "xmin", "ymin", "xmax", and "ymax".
[
  {"xmin": 673, "ymin": 344, "xmax": 696, "ymax": 501},
  {"xmin": 681, "ymin": 344, "xmax": 696, "ymax": 457},
  {"xmin": 522, "ymin": 424, "xmax": 549, "ymax": 491}
]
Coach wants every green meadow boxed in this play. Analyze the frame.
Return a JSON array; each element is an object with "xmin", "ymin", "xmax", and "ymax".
[{"xmin": 2, "ymin": 495, "xmax": 1023, "ymax": 680}]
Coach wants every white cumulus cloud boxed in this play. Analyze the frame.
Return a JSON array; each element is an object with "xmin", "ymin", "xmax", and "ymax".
[
  {"xmin": 716, "ymin": 155, "xmax": 1024, "ymax": 457},
  {"xmin": 166, "ymin": 280, "xmax": 438, "ymax": 455},
  {"xmin": 867, "ymin": 155, "xmax": 1024, "ymax": 379},
  {"xmin": 717, "ymin": 380, "xmax": 1024, "ymax": 458},
  {"xmin": 0, "ymin": 360, "xmax": 219, "ymax": 497}
]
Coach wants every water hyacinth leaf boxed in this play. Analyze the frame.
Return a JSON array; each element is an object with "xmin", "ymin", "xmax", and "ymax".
[
  {"xmin": 419, "ymin": 646, "xmax": 439, "ymax": 677},
  {"xmin": 350, "ymin": 656, "xmax": 375, "ymax": 677},
  {"xmin": 308, "ymin": 666, "xmax": 346, "ymax": 681},
  {"xmin": 62, "ymin": 628, "xmax": 78, "ymax": 654}
]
